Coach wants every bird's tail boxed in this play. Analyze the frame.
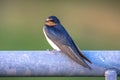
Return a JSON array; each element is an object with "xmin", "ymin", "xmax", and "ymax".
[
  {"xmin": 66, "ymin": 46, "xmax": 92, "ymax": 69},
  {"xmin": 72, "ymin": 53, "xmax": 92, "ymax": 69},
  {"xmin": 78, "ymin": 50, "xmax": 92, "ymax": 64}
]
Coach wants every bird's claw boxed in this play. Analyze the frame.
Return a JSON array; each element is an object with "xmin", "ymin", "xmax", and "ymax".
[{"xmin": 49, "ymin": 49, "xmax": 61, "ymax": 54}]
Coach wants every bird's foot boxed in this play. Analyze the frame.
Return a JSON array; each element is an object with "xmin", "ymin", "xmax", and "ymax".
[{"xmin": 49, "ymin": 49, "xmax": 61, "ymax": 54}]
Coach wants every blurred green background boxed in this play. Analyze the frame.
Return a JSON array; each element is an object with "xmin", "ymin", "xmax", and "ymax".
[{"xmin": 0, "ymin": 0, "xmax": 120, "ymax": 80}]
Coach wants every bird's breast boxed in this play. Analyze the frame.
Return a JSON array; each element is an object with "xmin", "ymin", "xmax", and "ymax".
[{"xmin": 43, "ymin": 27, "xmax": 60, "ymax": 51}]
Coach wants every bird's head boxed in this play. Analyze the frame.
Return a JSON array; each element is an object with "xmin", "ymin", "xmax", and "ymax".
[{"xmin": 45, "ymin": 16, "xmax": 60, "ymax": 27}]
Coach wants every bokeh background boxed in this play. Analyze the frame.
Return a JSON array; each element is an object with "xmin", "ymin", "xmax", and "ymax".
[{"xmin": 0, "ymin": 0, "xmax": 120, "ymax": 80}]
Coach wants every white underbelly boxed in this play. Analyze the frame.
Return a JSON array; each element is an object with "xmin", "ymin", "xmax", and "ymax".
[{"xmin": 43, "ymin": 28, "xmax": 60, "ymax": 51}]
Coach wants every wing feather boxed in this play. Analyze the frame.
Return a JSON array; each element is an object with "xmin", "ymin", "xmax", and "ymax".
[{"xmin": 52, "ymin": 39, "xmax": 91, "ymax": 68}]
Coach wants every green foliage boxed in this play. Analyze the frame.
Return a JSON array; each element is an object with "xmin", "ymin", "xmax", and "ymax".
[
  {"xmin": 0, "ymin": 0, "xmax": 120, "ymax": 50},
  {"xmin": 0, "ymin": 77, "xmax": 105, "ymax": 80}
]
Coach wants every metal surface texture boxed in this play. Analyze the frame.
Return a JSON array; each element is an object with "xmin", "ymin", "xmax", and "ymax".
[
  {"xmin": 105, "ymin": 70, "xmax": 117, "ymax": 80},
  {"xmin": 0, "ymin": 50, "xmax": 119, "ymax": 76}
]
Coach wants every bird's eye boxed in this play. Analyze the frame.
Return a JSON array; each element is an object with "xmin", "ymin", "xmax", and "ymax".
[
  {"xmin": 46, "ymin": 19, "xmax": 55, "ymax": 22},
  {"xmin": 49, "ymin": 20, "xmax": 55, "ymax": 22}
]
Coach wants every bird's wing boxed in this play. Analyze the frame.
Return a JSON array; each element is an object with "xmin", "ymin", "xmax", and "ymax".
[
  {"xmin": 55, "ymin": 42, "xmax": 91, "ymax": 68},
  {"xmin": 45, "ymin": 28, "xmax": 91, "ymax": 68}
]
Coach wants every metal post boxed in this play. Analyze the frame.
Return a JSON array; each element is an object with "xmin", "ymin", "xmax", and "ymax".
[{"xmin": 105, "ymin": 70, "xmax": 117, "ymax": 80}]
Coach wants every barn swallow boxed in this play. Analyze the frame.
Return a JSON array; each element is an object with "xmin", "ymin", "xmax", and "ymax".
[{"xmin": 43, "ymin": 16, "xmax": 92, "ymax": 69}]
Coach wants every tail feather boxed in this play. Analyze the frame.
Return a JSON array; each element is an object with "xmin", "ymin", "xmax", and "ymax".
[{"xmin": 78, "ymin": 50, "xmax": 92, "ymax": 63}]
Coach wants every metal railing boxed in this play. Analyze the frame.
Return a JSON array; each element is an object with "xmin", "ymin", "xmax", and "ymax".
[{"xmin": 0, "ymin": 50, "xmax": 119, "ymax": 80}]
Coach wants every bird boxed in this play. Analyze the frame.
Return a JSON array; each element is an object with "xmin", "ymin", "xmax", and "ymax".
[{"xmin": 43, "ymin": 16, "xmax": 92, "ymax": 69}]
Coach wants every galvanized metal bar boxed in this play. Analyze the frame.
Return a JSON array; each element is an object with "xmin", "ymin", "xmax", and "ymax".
[
  {"xmin": 0, "ymin": 50, "xmax": 119, "ymax": 78},
  {"xmin": 105, "ymin": 70, "xmax": 117, "ymax": 80}
]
